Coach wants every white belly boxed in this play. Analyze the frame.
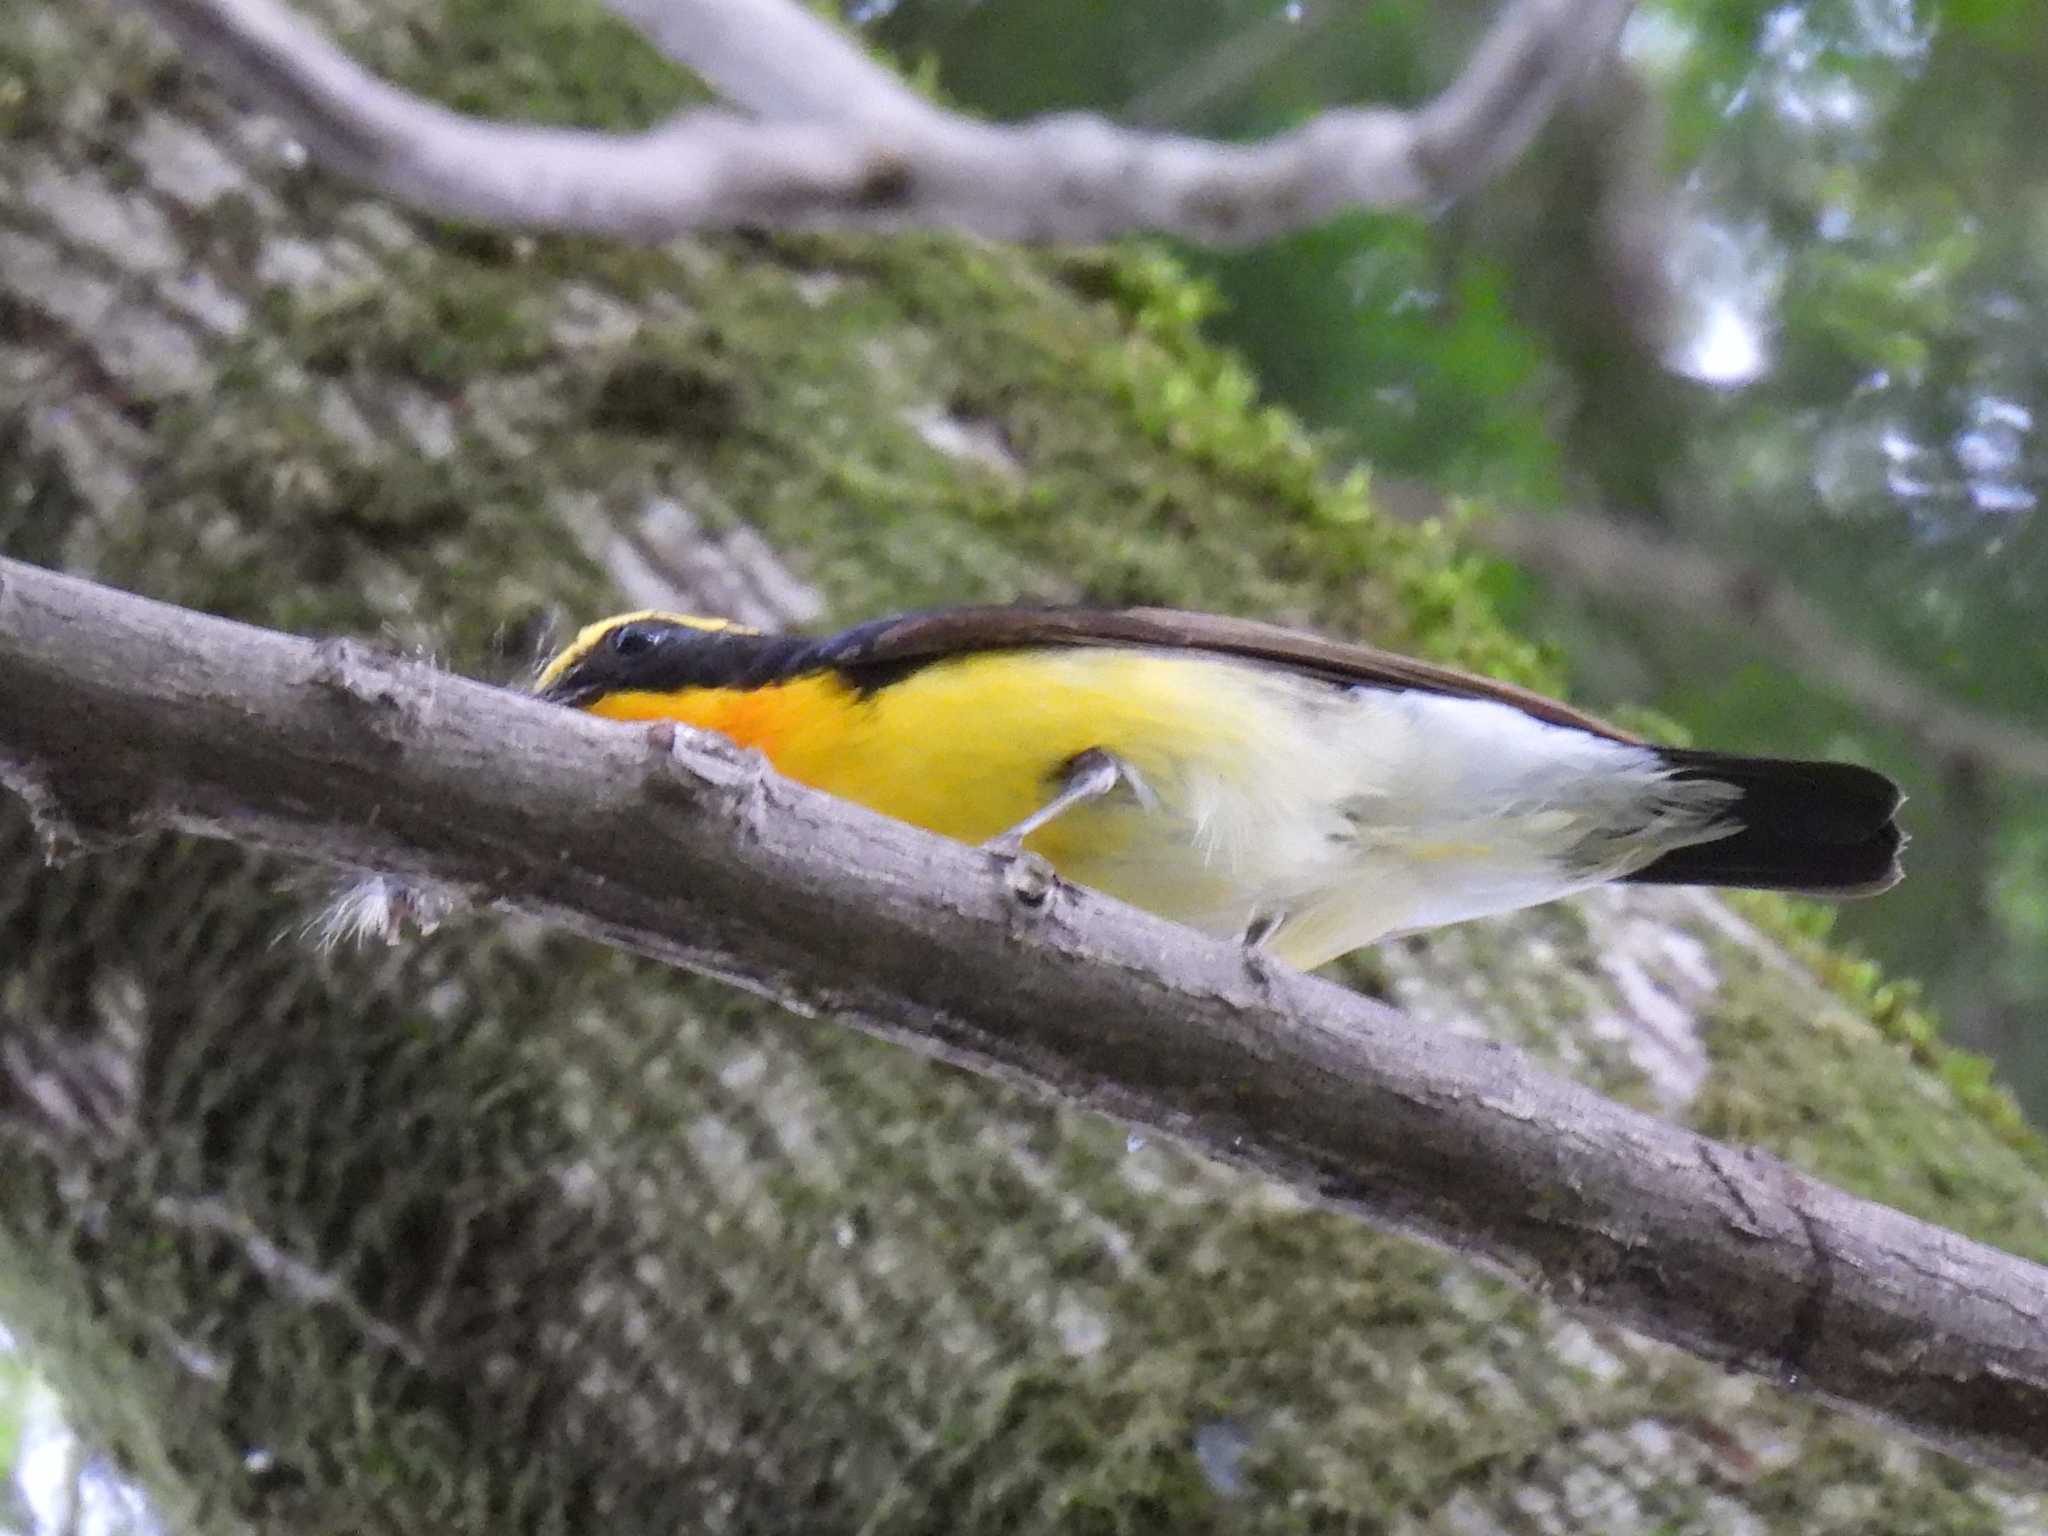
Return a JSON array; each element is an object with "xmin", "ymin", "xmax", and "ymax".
[{"xmin": 1053, "ymin": 670, "xmax": 1735, "ymax": 969}]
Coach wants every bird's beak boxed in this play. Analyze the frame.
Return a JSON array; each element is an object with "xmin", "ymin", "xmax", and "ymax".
[{"xmin": 536, "ymin": 673, "xmax": 600, "ymax": 709}]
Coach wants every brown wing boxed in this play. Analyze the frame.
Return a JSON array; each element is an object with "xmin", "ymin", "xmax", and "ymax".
[{"xmin": 819, "ymin": 605, "xmax": 1641, "ymax": 744}]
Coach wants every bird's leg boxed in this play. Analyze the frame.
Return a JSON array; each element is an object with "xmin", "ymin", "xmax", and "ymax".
[
  {"xmin": 983, "ymin": 748, "xmax": 1138, "ymax": 857},
  {"xmin": 1238, "ymin": 909, "xmax": 1287, "ymax": 955},
  {"xmin": 1235, "ymin": 908, "xmax": 1292, "ymax": 988}
]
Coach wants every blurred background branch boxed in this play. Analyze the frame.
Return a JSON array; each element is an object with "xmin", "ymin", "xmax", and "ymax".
[
  {"xmin": 128, "ymin": 0, "xmax": 1634, "ymax": 242},
  {"xmin": 1375, "ymin": 479, "xmax": 2048, "ymax": 782}
]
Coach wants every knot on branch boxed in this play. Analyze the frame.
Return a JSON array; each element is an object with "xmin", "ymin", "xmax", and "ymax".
[
  {"xmin": 640, "ymin": 719, "xmax": 774, "ymax": 837},
  {"xmin": 309, "ymin": 636, "xmax": 424, "ymax": 748}
]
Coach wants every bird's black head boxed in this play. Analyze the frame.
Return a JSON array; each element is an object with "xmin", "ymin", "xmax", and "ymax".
[{"xmin": 534, "ymin": 612, "xmax": 825, "ymax": 708}]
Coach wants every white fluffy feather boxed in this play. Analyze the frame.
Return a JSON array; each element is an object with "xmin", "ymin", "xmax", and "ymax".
[{"xmin": 1065, "ymin": 662, "xmax": 1738, "ymax": 969}]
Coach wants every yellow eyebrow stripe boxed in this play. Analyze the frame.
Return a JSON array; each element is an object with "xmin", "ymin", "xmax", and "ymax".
[{"xmin": 533, "ymin": 611, "xmax": 761, "ymax": 695}]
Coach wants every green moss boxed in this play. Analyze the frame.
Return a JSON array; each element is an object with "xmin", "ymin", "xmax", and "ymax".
[
  {"xmin": 1727, "ymin": 891, "xmax": 2047, "ymax": 1167},
  {"xmin": 275, "ymin": 263, "xmax": 556, "ymax": 388},
  {"xmin": 369, "ymin": 0, "xmax": 702, "ymax": 128},
  {"xmin": 1736, "ymin": 1424, "xmax": 2012, "ymax": 1535},
  {"xmin": 533, "ymin": 227, "xmax": 1552, "ymax": 689},
  {"xmin": 586, "ymin": 352, "xmax": 745, "ymax": 444},
  {"xmin": 924, "ymin": 1365, "xmax": 1292, "ymax": 1536},
  {"xmin": 0, "ymin": 5, "xmax": 168, "ymax": 143},
  {"xmin": 0, "ymin": 45, "xmax": 48, "ymax": 142},
  {"xmin": 1694, "ymin": 919, "xmax": 2048, "ymax": 1260}
]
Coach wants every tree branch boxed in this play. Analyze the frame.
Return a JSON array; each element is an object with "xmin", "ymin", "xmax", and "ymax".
[
  {"xmin": 120, "ymin": 0, "xmax": 1633, "ymax": 243},
  {"xmin": 2, "ymin": 555, "xmax": 2046, "ymax": 1480}
]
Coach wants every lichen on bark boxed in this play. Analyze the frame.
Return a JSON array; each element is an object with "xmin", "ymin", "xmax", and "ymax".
[{"xmin": 2, "ymin": 0, "xmax": 2046, "ymax": 1531}]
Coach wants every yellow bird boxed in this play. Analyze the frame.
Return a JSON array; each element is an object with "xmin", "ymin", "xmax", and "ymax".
[{"xmin": 534, "ymin": 605, "xmax": 1902, "ymax": 969}]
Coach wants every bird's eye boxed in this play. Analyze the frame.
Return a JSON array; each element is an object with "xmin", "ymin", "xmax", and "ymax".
[{"xmin": 610, "ymin": 623, "xmax": 659, "ymax": 659}]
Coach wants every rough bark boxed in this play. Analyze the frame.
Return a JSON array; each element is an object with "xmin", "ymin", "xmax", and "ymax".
[{"xmin": 4, "ymin": 0, "xmax": 2048, "ymax": 1531}]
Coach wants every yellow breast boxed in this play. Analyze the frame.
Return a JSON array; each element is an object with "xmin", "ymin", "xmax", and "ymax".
[{"xmin": 586, "ymin": 648, "xmax": 1289, "ymax": 885}]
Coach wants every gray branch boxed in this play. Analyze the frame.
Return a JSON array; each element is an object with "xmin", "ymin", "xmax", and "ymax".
[
  {"xmin": 1442, "ymin": 498, "xmax": 2048, "ymax": 782},
  {"xmin": 2, "ymin": 554, "xmax": 2046, "ymax": 1481},
  {"xmin": 120, "ymin": 0, "xmax": 1633, "ymax": 243}
]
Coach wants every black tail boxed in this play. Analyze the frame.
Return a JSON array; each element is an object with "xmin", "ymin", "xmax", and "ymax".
[{"xmin": 1624, "ymin": 749, "xmax": 1905, "ymax": 897}]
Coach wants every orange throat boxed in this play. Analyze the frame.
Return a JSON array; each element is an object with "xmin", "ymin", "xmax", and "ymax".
[{"xmin": 582, "ymin": 674, "xmax": 855, "ymax": 779}]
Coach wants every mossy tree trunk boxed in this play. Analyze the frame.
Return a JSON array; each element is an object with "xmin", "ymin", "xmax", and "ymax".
[{"xmin": 2, "ymin": 1, "xmax": 2044, "ymax": 1531}]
